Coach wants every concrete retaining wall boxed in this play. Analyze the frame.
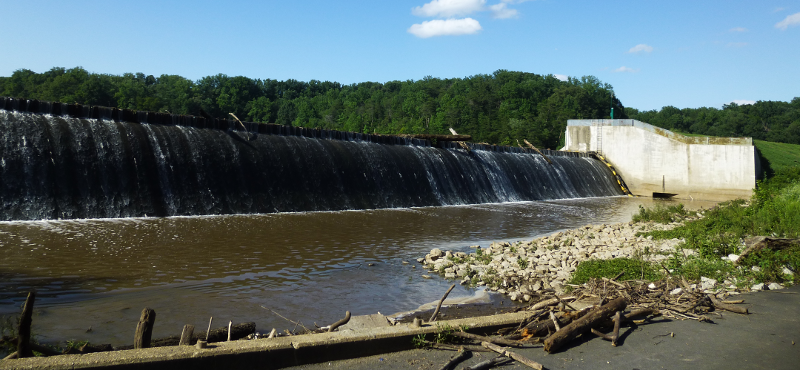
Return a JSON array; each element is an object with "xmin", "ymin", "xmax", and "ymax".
[{"xmin": 564, "ymin": 119, "xmax": 758, "ymax": 201}]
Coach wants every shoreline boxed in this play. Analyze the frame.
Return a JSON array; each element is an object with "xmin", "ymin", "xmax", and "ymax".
[{"xmin": 419, "ymin": 214, "xmax": 780, "ymax": 301}]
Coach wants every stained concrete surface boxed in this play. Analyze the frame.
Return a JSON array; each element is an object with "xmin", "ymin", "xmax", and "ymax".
[{"xmin": 285, "ymin": 285, "xmax": 800, "ymax": 370}]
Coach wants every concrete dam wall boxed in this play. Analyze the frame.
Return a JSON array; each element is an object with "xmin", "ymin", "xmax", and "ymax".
[
  {"xmin": 564, "ymin": 119, "xmax": 758, "ymax": 201},
  {"xmin": 0, "ymin": 97, "xmax": 624, "ymax": 220}
]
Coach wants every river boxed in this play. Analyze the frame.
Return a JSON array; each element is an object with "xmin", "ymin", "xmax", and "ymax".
[{"xmin": 0, "ymin": 197, "xmax": 715, "ymax": 346}]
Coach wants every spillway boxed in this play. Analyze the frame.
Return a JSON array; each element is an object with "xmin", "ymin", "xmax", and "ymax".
[{"xmin": 0, "ymin": 98, "xmax": 623, "ymax": 220}]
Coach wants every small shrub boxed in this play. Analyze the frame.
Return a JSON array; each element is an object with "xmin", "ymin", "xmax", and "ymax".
[
  {"xmin": 632, "ymin": 203, "xmax": 691, "ymax": 224},
  {"xmin": 569, "ymin": 258, "xmax": 661, "ymax": 285}
]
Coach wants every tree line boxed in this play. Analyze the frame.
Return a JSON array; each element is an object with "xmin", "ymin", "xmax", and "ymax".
[
  {"xmin": 1, "ymin": 67, "xmax": 797, "ymax": 147},
  {"xmin": 627, "ymin": 100, "xmax": 800, "ymax": 145},
  {"xmin": 0, "ymin": 67, "xmax": 624, "ymax": 149}
]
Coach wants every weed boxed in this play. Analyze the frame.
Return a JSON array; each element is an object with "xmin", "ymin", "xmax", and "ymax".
[
  {"xmin": 632, "ymin": 203, "xmax": 691, "ymax": 224},
  {"xmin": 517, "ymin": 256, "xmax": 529, "ymax": 269},
  {"xmin": 569, "ymin": 258, "xmax": 662, "ymax": 285}
]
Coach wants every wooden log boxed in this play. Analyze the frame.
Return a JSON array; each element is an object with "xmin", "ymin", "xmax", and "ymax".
[
  {"xmin": 437, "ymin": 347, "xmax": 470, "ymax": 370},
  {"xmin": 328, "ymin": 311, "xmax": 351, "ymax": 332},
  {"xmin": 429, "ymin": 284, "xmax": 456, "ymax": 322},
  {"xmin": 404, "ymin": 134, "xmax": 472, "ymax": 141},
  {"xmin": 611, "ymin": 311, "xmax": 621, "ymax": 346},
  {"xmin": 709, "ymin": 295, "xmax": 749, "ymax": 314},
  {"xmin": 179, "ymin": 324, "xmax": 194, "ymax": 345},
  {"xmin": 134, "ymin": 308, "xmax": 156, "ymax": 349},
  {"xmin": 524, "ymin": 139, "xmax": 552, "ymax": 164},
  {"xmin": 481, "ymin": 342, "xmax": 543, "ymax": 370},
  {"xmin": 737, "ymin": 237, "xmax": 800, "ymax": 265},
  {"xmin": 17, "ymin": 292, "xmax": 35, "ymax": 358},
  {"xmin": 116, "ymin": 322, "xmax": 256, "ymax": 349},
  {"xmin": 543, "ymin": 297, "xmax": 627, "ymax": 353},
  {"xmin": 452, "ymin": 331, "xmax": 527, "ymax": 348},
  {"xmin": 464, "ymin": 356, "xmax": 511, "ymax": 370}
]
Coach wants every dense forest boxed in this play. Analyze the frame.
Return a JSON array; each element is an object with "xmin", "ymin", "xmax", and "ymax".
[
  {"xmin": 0, "ymin": 67, "xmax": 623, "ymax": 149},
  {"xmin": 1, "ymin": 67, "xmax": 798, "ymax": 147},
  {"xmin": 628, "ymin": 100, "xmax": 800, "ymax": 145}
]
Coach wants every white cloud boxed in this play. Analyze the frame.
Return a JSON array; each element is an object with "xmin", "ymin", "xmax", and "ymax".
[
  {"xmin": 627, "ymin": 44, "xmax": 653, "ymax": 54},
  {"xmin": 553, "ymin": 74, "xmax": 568, "ymax": 81},
  {"xmin": 489, "ymin": 2, "xmax": 518, "ymax": 19},
  {"xmin": 730, "ymin": 99, "xmax": 756, "ymax": 105},
  {"xmin": 775, "ymin": 12, "xmax": 800, "ymax": 30},
  {"xmin": 412, "ymin": 0, "xmax": 486, "ymax": 18},
  {"xmin": 613, "ymin": 66, "xmax": 639, "ymax": 73},
  {"xmin": 408, "ymin": 18, "xmax": 483, "ymax": 38},
  {"xmin": 729, "ymin": 27, "xmax": 747, "ymax": 32}
]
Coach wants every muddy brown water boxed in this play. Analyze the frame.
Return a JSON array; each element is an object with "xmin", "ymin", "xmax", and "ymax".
[{"xmin": 0, "ymin": 197, "xmax": 715, "ymax": 346}]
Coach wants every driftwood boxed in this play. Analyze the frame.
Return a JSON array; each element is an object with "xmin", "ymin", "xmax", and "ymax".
[
  {"xmin": 736, "ymin": 236, "xmax": 800, "ymax": 265},
  {"xmin": 437, "ymin": 347, "xmax": 470, "ymax": 370},
  {"xmin": 523, "ymin": 139, "xmax": 553, "ymax": 164},
  {"xmin": 17, "ymin": 292, "xmax": 36, "ymax": 358},
  {"xmin": 464, "ymin": 356, "xmax": 511, "ymax": 370},
  {"xmin": 133, "ymin": 308, "xmax": 156, "ymax": 349},
  {"xmin": 328, "ymin": 311, "xmax": 351, "ymax": 332},
  {"xmin": 611, "ymin": 311, "xmax": 621, "ymax": 346},
  {"xmin": 543, "ymin": 297, "xmax": 627, "ymax": 353},
  {"xmin": 429, "ymin": 284, "xmax": 456, "ymax": 322},
  {"xmin": 405, "ymin": 134, "xmax": 472, "ymax": 141},
  {"xmin": 179, "ymin": 324, "xmax": 194, "ymax": 345},
  {"xmin": 116, "ymin": 322, "xmax": 256, "ymax": 349},
  {"xmin": 708, "ymin": 295, "xmax": 749, "ymax": 314},
  {"xmin": 452, "ymin": 330, "xmax": 528, "ymax": 348},
  {"xmin": 481, "ymin": 342, "xmax": 543, "ymax": 370}
]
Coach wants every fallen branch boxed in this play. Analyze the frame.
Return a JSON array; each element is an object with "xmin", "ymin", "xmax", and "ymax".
[
  {"xmin": 17, "ymin": 292, "xmax": 35, "ymax": 358},
  {"xmin": 328, "ymin": 311, "xmax": 352, "ymax": 332},
  {"xmin": 464, "ymin": 356, "xmax": 512, "ymax": 370},
  {"xmin": 453, "ymin": 330, "xmax": 527, "ymax": 348},
  {"xmin": 437, "ymin": 347, "xmax": 470, "ymax": 370},
  {"xmin": 429, "ymin": 284, "xmax": 456, "ymax": 322},
  {"xmin": 481, "ymin": 342, "xmax": 543, "ymax": 370},
  {"xmin": 611, "ymin": 311, "xmax": 621, "ymax": 346},
  {"xmin": 708, "ymin": 295, "xmax": 749, "ymax": 314},
  {"xmin": 590, "ymin": 328, "xmax": 614, "ymax": 341},
  {"xmin": 543, "ymin": 297, "xmax": 627, "ymax": 353}
]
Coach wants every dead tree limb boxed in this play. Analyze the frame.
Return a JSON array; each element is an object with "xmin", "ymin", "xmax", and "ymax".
[
  {"xmin": 464, "ymin": 356, "xmax": 512, "ymax": 370},
  {"xmin": 429, "ymin": 284, "xmax": 456, "ymax": 322},
  {"xmin": 481, "ymin": 342, "xmax": 543, "ymax": 370},
  {"xmin": 17, "ymin": 292, "xmax": 36, "ymax": 358},
  {"xmin": 437, "ymin": 347, "xmax": 470, "ymax": 370},
  {"xmin": 737, "ymin": 237, "xmax": 800, "ymax": 265},
  {"xmin": 524, "ymin": 139, "xmax": 553, "ymax": 164},
  {"xmin": 590, "ymin": 328, "xmax": 614, "ymax": 341},
  {"xmin": 543, "ymin": 297, "xmax": 627, "ymax": 353},
  {"xmin": 611, "ymin": 311, "xmax": 621, "ymax": 346},
  {"xmin": 453, "ymin": 330, "xmax": 527, "ymax": 348},
  {"xmin": 708, "ymin": 295, "xmax": 749, "ymax": 314},
  {"xmin": 328, "ymin": 311, "xmax": 351, "ymax": 332}
]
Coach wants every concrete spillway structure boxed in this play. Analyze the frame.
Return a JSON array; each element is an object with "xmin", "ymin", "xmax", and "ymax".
[{"xmin": 564, "ymin": 119, "xmax": 759, "ymax": 201}]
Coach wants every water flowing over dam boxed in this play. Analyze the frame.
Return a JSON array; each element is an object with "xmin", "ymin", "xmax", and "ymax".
[{"xmin": 0, "ymin": 99, "xmax": 623, "ymax": 220}]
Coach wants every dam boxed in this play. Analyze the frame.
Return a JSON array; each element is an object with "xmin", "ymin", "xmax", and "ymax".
[
  {"xmin": 0, "ymin": 97, "xmax": 623, "ymax": 220},
  {"xmin": 564, "ymin": 119, "xmax": 759, "ymax": 201}
]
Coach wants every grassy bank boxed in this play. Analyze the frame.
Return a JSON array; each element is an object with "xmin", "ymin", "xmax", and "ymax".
[
  {"xmin": 617, "ymin": 166, "xmax": 800, "ymax": 289},
  {"xmin": 754, "ymin": 140, "xmax": 800, "ymax": 173}
]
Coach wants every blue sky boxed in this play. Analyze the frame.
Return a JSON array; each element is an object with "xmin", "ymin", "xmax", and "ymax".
[{"xmin": 0, "ymin": 0, "xmax": 798, "ymax": 111}]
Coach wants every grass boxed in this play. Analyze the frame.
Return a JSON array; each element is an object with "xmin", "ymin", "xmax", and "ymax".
[
  {"xmin": 755, "ymin": 140, "xmax": 800, "ymax": 173},
  {"xmin": 637, "ymin": 166, "xmax": 800, "ymax": 286},
  {"xmin": 631, "ymin": 203, "xmax": 691, "ymax": 224},
  {"xmin": 569, "ymin": 258, "xmax": 662, "ymax": 285}
]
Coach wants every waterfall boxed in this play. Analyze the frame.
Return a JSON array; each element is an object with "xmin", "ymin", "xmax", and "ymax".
[{"xmin": 0, "ymin": 108, "xmax": 623, "ymax": 220}]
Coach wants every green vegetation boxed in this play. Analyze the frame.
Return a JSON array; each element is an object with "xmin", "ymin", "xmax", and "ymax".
[
  {"xmin": 640, "ymin": 167, "xmax": 800, "ymax": 285},
  {"xmin": 0, "ymin": 67, "xmax": 628, "ymax": 149},
  {"xmin": 628, "ymin": 99, "xmax": 800, "ymax": 146},
  {"xmin": 754, "ymin": 140, "xmax": 800, "ymax": 173},
  {"xmin": 569, "ymin": 258, "xmax": 661, "ymax": 285},
  {"xmin": 631, "ymin": 203, "xmax": 691, "ymax": 224}
]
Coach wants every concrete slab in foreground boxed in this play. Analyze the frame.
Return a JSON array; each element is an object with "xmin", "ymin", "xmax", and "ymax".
[{"xmin": 0, "ymin": 311, "xmax": 529, "ymax": 370}]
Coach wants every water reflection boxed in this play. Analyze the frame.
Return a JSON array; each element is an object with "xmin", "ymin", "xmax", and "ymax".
[{"xmin": 0, "ymin": 197, "xmax": 715, "ymax": 345}]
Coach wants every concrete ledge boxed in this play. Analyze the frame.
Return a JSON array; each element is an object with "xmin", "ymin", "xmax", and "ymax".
[{"xmin": 0, "ymin": 311, "xmax": 530, "ymax": 370}]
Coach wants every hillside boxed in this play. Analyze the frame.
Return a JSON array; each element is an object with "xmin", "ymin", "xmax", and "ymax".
[{"xmin": 755, "ymin": 140, "xmax": 800, "ymax": 173}]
